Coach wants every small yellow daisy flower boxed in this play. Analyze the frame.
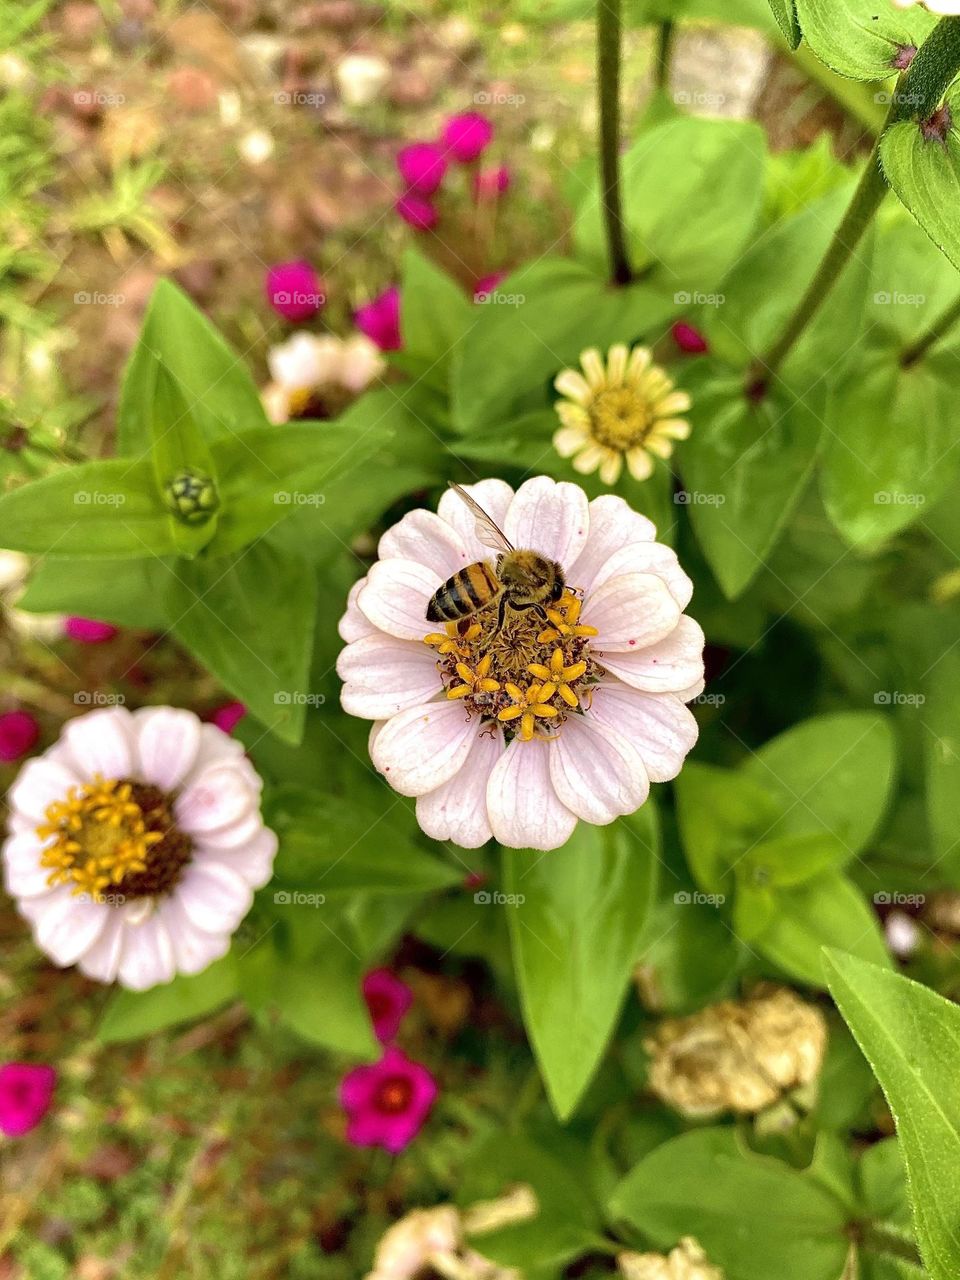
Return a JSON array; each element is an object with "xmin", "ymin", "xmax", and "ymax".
[{"xmin": 552, "ymin": 343, "xmax": 692, "ymax": 486}]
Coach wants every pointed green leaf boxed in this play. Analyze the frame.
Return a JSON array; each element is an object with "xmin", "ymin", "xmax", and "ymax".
[
  {"xmin": 795, "ymin": 0, "xmax": 936, "ymax": 80},
  {"xmin": 98, "ymin": 956, "xmax": 239, "ymax": 1042},
  {"xmin": 881, "ymin": 96, "xmax": 960, "ymax": 274}
]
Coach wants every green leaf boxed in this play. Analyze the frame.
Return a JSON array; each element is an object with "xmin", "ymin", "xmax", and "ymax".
[
  {"xmin": 574, "ymin": 117, "xmax": 766, "ymax": 290},
  {"xmin": 674, "ymin": 761, "xmax": 782, "ymax": 894},
  {"xmin": 923, "ymin": 651, "xmax": 960, "ymax": 880},
  {"xmin": 98, "ymin": 956, "xmax": 239, "ymax": 1042},
  {"xmin": 502, "ymin": 807, "xmax": 659, "ymax": 1120},
  {"xmin": 638, "ymin": 893, "xmax": 742, "ymax": 1013},
  {"xmin": 18, "ymin": 556, "xmax": 173, "ymax": 629},
  {"xmin": 756, "ymin": 871, "xmax": 890, "ymax": 986},
  {"xmin": 165, "ymin": 537, "xmax": 318, "ymax": 745},
  {"xmin": 825, "ymin": 951, "xmax": 960, "ymax": 1280},
  {"xmin": 740, "ymin": 713, "xmax": 897, "ymax": 860},
  {"xmin": 0, "ymin": 457, "xmax": 182, "ymax": 559},
  {"xmin": 881, "ymin": 96, "xmax": 960, "ymax": 274},
  {"xmin": 400, "ymin": 248, "xmax": 475, "ymax": 385},
  {"xmin": 795, "ymin": 0, "xmax": 936, "ymax": 80},
  {"xmin": 267, "ymin": 785, "xmax": 461, "ymax": 897},
  {"xmin": 609, "ymin": 1128, "xmax": 849, "ymax": 1280},
  {"xmin": 272, "ymin": 946, "xmax": 378, "ymax": 1059},
  {"xmin": 149, "ymin": 363, "xmax": 220, "ymax": 557},
  {"xmin": 739, "ymin": 830, "xmax": 850, "ymax": 889},
  {"xmin": 118, "ymin": 278, "xmax": 267, "ymax": 456},
  {"xmin": 768, "ymin": 0, "xmax": 801, "ymax": 46}
]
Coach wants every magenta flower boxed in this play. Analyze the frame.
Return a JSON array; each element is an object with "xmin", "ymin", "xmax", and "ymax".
[
  {"xmin": 473, "ymin": 166, "xmax": 511, "ymax": 201},
  {"xmin": 397, "ymin": 142, "xmax": 448, "ymax": 196},
  {"xmin": 340, "ymin": 1046, "xmax": 437, "ymax": 1154},
  {"xmin": 363, "ymin": 968, "xmax": 413, "ymax": 1043},
  {"xmin": 210, "ymin": 701, "xmax": 246, "ymax": 735},
  {"xmin": 396, "ymin": 193, "xmax": 438, "ymax": 231},
  {"xmin": 474, "ymin": 271, "xmax": 506, "ymax": 302},
  {"xmin": 0, "ymin": 1063, "xmax": 56, "ymax": 1137},
  {"xmin": 672, "ymin": 321, "xmax": 709, "ymax": 355},
  {"xmin": 355, "ymin": 287, "xmax": 402, "ymax": 352},
  {"xmin": 0, "ymin": 710, "xmax": 40, "ymax": 764},
  {"xmin": 441, "ymin": 112, "xmax": 494, "ymax": 163},
  {"xmin": 265, "ymin": 260, "xmax": 326, "ymax": 322},
  {"xmin": 64, "ymin": 617, "xmax": 118, "ymax": 644}
]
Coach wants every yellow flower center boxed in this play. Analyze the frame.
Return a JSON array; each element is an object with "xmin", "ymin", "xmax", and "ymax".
[
  {"xmin": 425, "ymin": 591, "xmax": 600, "ymax": 743},
  {"xmin": 589, "ymin": 386, "xmax": 654, "ymax": 451},
  {"xmin": 36, "ymin": 776, "xmax": 193, "ymax": 903}
]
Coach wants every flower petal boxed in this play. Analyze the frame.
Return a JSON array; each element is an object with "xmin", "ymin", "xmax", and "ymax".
[
  {"xmin": 339, "ymin": 578, "xmax": 376, "ymax": 643},
  {"xmin": 626, "ymin": 446, "xmax": 654, "ymax": 480},
  {"xmin": 338, "ymin": 633, "xmax": 442, "ymax": 719},
  {"xmin": 158, "ymin": 895, "xmax": 231, "ymax": 975},
  {"xmin": 27, "ymin": 885, "xmax": 109, "ymax": 967},
  {"xmin": 77, "ymin": 912, "xmax": 125, "ymax": 983},
  {"xmin": 62, "ymin": 707, "xmax": 134, "ymax": 778},
  {"xmin": 554, "ymin": 369, "xmax": 593, "ymax": 406},
  {"xmin": 585, "ymin": 572, "xmax": 681, "ymax": 651},
  {"xmin": 486, "ymin": 737, "xmax": 577, "ymax": 851},
  {"xmin": 504, "ymin": 476, "xmax": 590, "ymax": 568},
  {"xmin": 437, "ymin": 479, "xmax": 514, "ymax": 561},
  {"xmin": 371, "ymin": 702, "xmax": 480, "ymax": 797},
  {"xmin": 198, "ymin": 826, "xmax": 278, "ymax": 889},
  {"xmin": 176, "ymin": 860, "xmax": 254, "ymax": 935},
  {"xmin": 549, "ymin": 713, "xmax": 649, "ymax": 823},
  {"xmin": 378, "ymin": 509, "xmax": 474, "ymax": 580},
  {"xmin": 553, "ymin": 423, "xmax": 590, "ymax": 457},
  {"xmin": 566, "ymin": 494, "xmax": 656, "ymax": 594},
  {"xmin": 358, "ymin": 559, "xmax": 441, "ymax": 641},
  {"xmin": 598, "ymin": 450, "xmax": 623, "ymax": 486},
  {"xmin": 175, "ymin": 764, "xmax": 256, "ymax": 835},
  {"xmin": 416, "ymin": 728, "xmax": 504, "ymax": 848},
  {"xmin": 588, "ymin": 684, "xmax": 698, "ymax": 782},
  {"xmin": 598, "ymin": 615, "xmax": 705, "ymax": 693},
  {"xmin": 116, "ymin": 912, "xmax": 177, "ymax": 991},
  {"xmin": 9, "ymin": 758, "xmax": 80, "ymax": 823},
  {"xmin": 586, "ymin": 542, "xmax": 693, "ymax": 610},
  {"xmin": 133, "ymin": 707, "xmax": 202, "ymax": 791},
  {"xmin": 3, "ymin": 832, "xmax": 53, "ymax": 898}
]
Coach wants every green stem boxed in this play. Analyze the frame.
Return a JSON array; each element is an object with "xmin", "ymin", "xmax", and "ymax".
[
  {"xmin": 752, "ymin": 16, "xmax": 960, "ymax": 388},
  {"xmin": 655, "ymin": 19, "xmax": 675, "ymax": 92},
  {"xmin": 597, "ymin": 0, "xmax": 632, "ymax": 286},
  {"xmin": 859, "ymin": 1222, "xmax": 924, "ymax": 1268},
  {"xmin": 902, "ymin": 291, "xmax": 960, "ymax": 366}
]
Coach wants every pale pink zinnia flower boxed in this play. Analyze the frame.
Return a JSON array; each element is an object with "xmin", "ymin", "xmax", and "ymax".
[
  {"xmin": 337, "ymin": 477, "xmax": 704, "ymax": 852},
  {"xmin": 2, "ymin": 706, "xmax": 277, "ymax": 990}
]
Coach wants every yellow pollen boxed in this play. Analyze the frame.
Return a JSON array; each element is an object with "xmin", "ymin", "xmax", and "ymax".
[
  {"xmin": 498, "ymin": 682, "xmax": 561, "ymax": 742},
  {"xmin": 590, "ymin": 386, "xmax": 654, "ymax": 450}
]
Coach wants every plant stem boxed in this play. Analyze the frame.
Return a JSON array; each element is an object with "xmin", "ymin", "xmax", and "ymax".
[
  {"xmin": 655, "ymin": 19, "xmax": 675, "ymax": 92},
  {"xmin": 597, "ymin": 0, "xmax": 632, "ymax": 286},
  {"xmin": 902, "ymin": 291, "xmax": 960, "ymax": 366},
  {"xmin": 752, "ymin": 16, "xmax": 960, "ymax": 387},
  {"xmin": 859, "ymin": 1222, "xmax": 924, "ymax": 1268}
]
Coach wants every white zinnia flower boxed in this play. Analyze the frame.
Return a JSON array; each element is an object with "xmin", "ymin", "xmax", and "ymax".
[
  {"xmin": 366, "ymin": 1203, "xmax": 521, "ymax": 1280},
  {"xmin": 2, "ymin": 706, "xmax": 277, "ymax": 990},
  {"xmin": 335, "ymin": 53, "xmax": 390, "ymax": 107},
  {"xmin": 337, "ymin": 477, "xmax": 705, "ymax": 852},
  {"xmin": 263, "ymin": 332, "xmax": 385, "ymax": 423}
]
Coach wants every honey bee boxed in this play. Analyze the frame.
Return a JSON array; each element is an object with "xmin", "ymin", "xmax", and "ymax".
[{"xmin": 426, "ymin": 483, "xmax": 565, "ymax": 628}]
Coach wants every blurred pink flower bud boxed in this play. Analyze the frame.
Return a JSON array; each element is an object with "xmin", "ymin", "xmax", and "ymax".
[
  {"xmin": 474, "ymin": 272, "xmax": 507, "ymax": 302},
  {"xmin": 396, "ymin": 193, "xmax": 438, "ymax": 231},
  {"xmin": 64, "ymin": 617, "xmax": 118, "ymax": 644},
  {"xmin": 266, "ymin": 260, "xmax": 326, "ymax": 322},
  {"xmin": 0, "ymin": 710, "xmax": 39, "ymax": 763},
  {"xmin": 0, "ymin": 1063, "xmax": 56, "ymax": 1137},
  {"xmin": 397, "ymin": 142, "xmax": 448, "ymax": 196},
  {"xmin": 473, "ymin": 166, "xmax": 511, "ymax": 200},
  {"xmin": 672, "ymin": 321, "xmax": 709, "ymax": 355},
  {"xmin": 441, "ymin": 112, "xmax": 493, "ymax": 163},
  {"xmin": 363, "ymin": 968, "xmax": 414, "ymax": 1043},
  {"xmin": 356, "ymin": 287, "xmax": 402, "ymax": 352},
  {"xmin": 211, "ymin": 701, "xmax": 246, "ymax": 735}
]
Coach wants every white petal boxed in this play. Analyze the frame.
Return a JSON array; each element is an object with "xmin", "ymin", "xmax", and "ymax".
[
  {"xmin": 199, "ymin": 826, "xmax": 278, "ymax": 890},
  {"xmin": 186, "ymin": 722, "xmax": 248, "ymax": 780},
  {"xmin": 338, "ymin": 633, "xmax": 442, "ymax": 719},
  {"xmin": 62, "ymin": 707, "xmax": 135, "ymax": 778},
  {"xmin": 194, "ymin": 809, "xmax": 264, "ymax": 851},
  {"xmin": 437, "ymin": 479, "xmax": 514, "ymax": 562},
  {"xmin": 177, "ymin": 861, "xmax": 254, "ymax": 935},
  {"xmin": 586, "ymin": 573, "xmax": 681, "ymax": 652},
  {"xmin": 76, "ymin": 913, "xmax": 125, "ymax": 983},
  {"xmin": 339, "ymin": 578, "xmax": 376, "ymax": 643},
  {"xmin": 587, "ymin": 684, "xmax": 698, "ymax": 782},
  {"xmin": 29, "ymin": 886, "xmax": 109, "ymax": 967},
  {"xmin": 9, "ymin": 758, "xmax": 80, "ymax": 823},
  {"xmin": 549, "ymin": 714, "xmax": 649, "ymax": 824},
  {"xmin": 504, "ymin": 476, "xmax": 590, "ymax": 568},
  {"xmin": 598, "ymin": 615, "xmax": 705, "ymax": 694},
  {"xmin": 486, "ymin": 737, "xmax": 577, "ymax": 851},
  {"xmin": 416, "ymin": 729, "xmax": 504, "ymax": 848},
  {"xmin": 554, "ymin": 369, "xmax": 593, "ymax": 406},
  {"xmin": 133, "ymin": 707, "xmax": 202, "ymax": 791},
  {"xmin": 3, "ymin": 832, "xmax": 53, "ymax": 898},
  {"xmin": 378, "ymin": 510, "xmax": 474, "ymax": 580},
  {"xmin": 585, "ymin": 542, "xmax": 693, "ymax": 610},
  {"xmin": 372, "ymin": 701, "xmax": 481, "ymax": 797},
  {"xmin": 566, "ymin": 495, "xmax": 656, "ymax": 594},
  {"xmin": 175, "ymin": 764, "xmax": 256, "ymax": 835},
  {"xmin": 160, "ymin": 895, "xmax": 232, "ymax": 975},
  {"xmin": 358, "ymin": 558, "xmax": 441, "ymax": 641},
  {"xmin": 116, "ymin": 913, "xmax": 178, "ymax": 991}
]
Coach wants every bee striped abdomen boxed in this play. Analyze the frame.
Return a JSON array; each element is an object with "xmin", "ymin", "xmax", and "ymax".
[{"xmin": 427, "ymin": 561, "xmax": 500, "ymax": 622}]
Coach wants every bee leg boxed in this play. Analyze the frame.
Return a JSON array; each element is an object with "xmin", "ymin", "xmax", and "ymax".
[{"xmin": 495, "ymin": 594, "xmax": 508, "ymax": 632}]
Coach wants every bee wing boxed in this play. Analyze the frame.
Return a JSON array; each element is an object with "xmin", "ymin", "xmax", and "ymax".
[{"xmin": 449, "ymin": 482, "xmax": 514, "ymax": 553}]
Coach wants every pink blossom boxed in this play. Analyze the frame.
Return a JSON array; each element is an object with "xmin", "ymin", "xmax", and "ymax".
[
  {"xmin": 0, "ymin": 1063, "xmax": 56, "ymax": 1137},
  {"xmin": 396, "ymin": 193, "xmax": 438, "ymax": 231},
  {"xmin": 337, "ymin": 477, "xmax": 705, "ymax": 852},
  {"xmin": 672, "ymin": 321, "xmax": 709, "ymax": 355},
  {"xmin": 441, "ymin": 112, "xmax": 493, "ymax": 163},
  {"xmin": 355, "ymin": 287, "xmax": 402, "ymax": 352},
  {"xmin": 210, "ymin": 701, "xmax": 246, "ymax": 735},
  {"xmin": 265, "ymin": 260, "xmax": 326, "ymax": 322},
  {"xmin": 64, "ymin": 617, "xmax": 118, "ymax": 644},
  {"xmin": 397, "ymin": 142, "xmax": 448, "ymax": 196},
  {"xmin": 340, "ymin": 1045, "xmax": 437, "ymax": 1154},
  {"xmin": 474, "ymin": 272, "xmax": 507, "ymax": 302},
  {"xmin": 0, "ymin": 711, "xmax": 40, "ymax": 764},
  {"xmin": 473, "ymin": 166, "xmax": 511, "ymax": 201},
  {"xmin": 363, "ymin": 968, "xmax": 413, "ymax": 1042}
]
